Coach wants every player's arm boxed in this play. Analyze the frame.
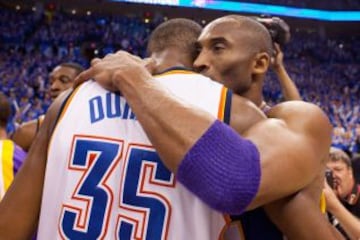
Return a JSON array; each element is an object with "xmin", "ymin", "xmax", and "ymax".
[
  {"xmin": 244, "ymin": 101, "xmax": 332, "ymax": 209},
  {"xmin": 266, "ymin": 193, "xmax": 344, "ymax": 240},
  {"xmin": 0, "ymin": 90, "xmax": 70, "ymax": 239},
  {"xmin": 11, "ymin": 119, "xmax": 38, "ymax": 151},
  {"xmin": 265, "ymin": 173, "xmax": 345, "ymax": 240}
]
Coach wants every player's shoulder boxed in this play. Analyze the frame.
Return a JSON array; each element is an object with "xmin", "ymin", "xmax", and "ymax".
[
  {"xmin": 267, "ymin": 101, "xmax": 332, "ymax": 137},
  {"xmin": 230, "ymin": 94, "xmax": 266, "ymax": 133},
  {"xmin": 268, "ymin": 101, "xmax": 327, "ymax": 121}
]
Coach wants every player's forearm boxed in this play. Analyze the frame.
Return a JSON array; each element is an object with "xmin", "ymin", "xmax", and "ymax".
[
  {"xmin": 0, "ymin": 133, "xmax": 46, "ymax": 239},
  {"xmin": 113, "ymin": 71, "xmax": 214, "ymax": 173},
  {"xmin": 330, "ymin": 202, "xmax": 360, "ymax": 239},
  {"xmin": 265, "ymin": 193, "xmax": 345, "ymax": 240},
  {"xmin": 76, "ymin": 53, "xmax": 261, "ymax": 214},
  {"xmin": 0, "ymin": 169, "xmax": 41, "ymax": 240},
  {"xmin": 114, "ymin": 72, "xmax": 261, "ymax": 215},
  {"xmin": 274, "ymin": 65, "xmax": 301, "ymax": 101}
]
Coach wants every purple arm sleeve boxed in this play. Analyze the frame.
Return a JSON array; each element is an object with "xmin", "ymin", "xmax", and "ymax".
[{"xmin": 177, "ymin": 120, "xmax": 261, "ymax": 215}]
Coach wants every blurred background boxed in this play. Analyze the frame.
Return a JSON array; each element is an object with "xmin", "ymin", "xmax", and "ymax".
[{"xmin": 0, "ymin": 0, "xmax": 359, "ymax": 156}]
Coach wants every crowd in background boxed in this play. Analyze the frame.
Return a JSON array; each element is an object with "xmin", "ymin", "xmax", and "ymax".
[
  {"xmin": 237, "ymin": 0, "xmax": 360, "ymax": 10},
  {"xmin": 0, "ymin": 7, "xmax": 359, "ymax": 155}
]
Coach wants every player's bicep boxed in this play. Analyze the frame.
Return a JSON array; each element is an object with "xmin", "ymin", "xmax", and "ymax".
[{"xmin": 243, "ymin": 119, "xmax": 321, "ymax": 209}]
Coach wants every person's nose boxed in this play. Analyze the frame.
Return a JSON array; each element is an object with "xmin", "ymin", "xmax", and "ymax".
[
  {"xmin": 332, "ymin": 171, "xmax": 340, "ymax": 180},
  {"xmin": 50, "ymin": 79, "xmax": 60, "ymax": 91},
  {"xmin": 193, "ymin": 50, "xmax": 209, "ymax": 73}
]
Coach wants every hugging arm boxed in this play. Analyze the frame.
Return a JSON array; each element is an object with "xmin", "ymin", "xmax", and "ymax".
[
  {"xmin": 75, "ymin": 51, "xmax": 332, "ymax": 214},
  {"xmin": 0, "ymin": 90, "xmax": 70, "ymax": 239}
]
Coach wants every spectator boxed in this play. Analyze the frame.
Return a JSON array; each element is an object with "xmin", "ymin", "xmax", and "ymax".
[
  {"xmin": 0, "ymin": 92, "xmax": 27, "ymax": 200},
  {"xmin": 325, "ymin": 147, "xmax": 360, "ymax": 239}
]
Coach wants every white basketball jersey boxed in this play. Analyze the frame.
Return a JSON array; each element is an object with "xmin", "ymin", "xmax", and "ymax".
[{"xmin": 37, "ymin": 69, "xmax": 235, "ymax": 240}]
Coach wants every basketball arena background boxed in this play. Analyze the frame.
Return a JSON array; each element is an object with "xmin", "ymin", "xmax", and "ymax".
[{"xmin": 0, "ymin": 0, "xmax": 359, "ymax": 155}]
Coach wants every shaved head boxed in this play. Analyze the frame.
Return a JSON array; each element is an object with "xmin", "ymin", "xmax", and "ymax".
[
  {"xmin": 194, "ymin": 14, "xmax": 274, "ymax": 95},
  {"xmin": 207, "ymin": 15, "xmax": 273, "ymax": 56}
]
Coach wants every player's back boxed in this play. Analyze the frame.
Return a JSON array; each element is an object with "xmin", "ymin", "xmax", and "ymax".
[{"xmin": 37, "ymin": 69, "xmax": 234, "ymax": 240}]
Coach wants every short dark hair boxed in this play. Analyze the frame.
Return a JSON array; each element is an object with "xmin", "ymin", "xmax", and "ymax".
[
  {"xmin": 147, "ymin": 18, "xmax": 202, "ymax": 61},
  {"xmin": 59, "ymin": 62, "xmax": 84, "ymax": 76},
  {"xmin": 0, "ymin": 92, "xmax": 11, "ymax": 128}
]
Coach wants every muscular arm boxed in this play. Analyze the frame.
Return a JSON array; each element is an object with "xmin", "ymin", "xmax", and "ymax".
[
  {"xmin": 0, "ymin": 91, "xmax": 69, "ymax": 239},
  {"xmin": 265, "ymin": 173, "xmax": 344, "ymax": 240},
  {"xmin": 245, "ymin": 101, "xmax": 332, "ymax": 209},
  {"xmin": 265, "ymin": 194, "xmax": 344, "ymax": 240},
  {"xmin": 11, "ymin": 119, "xmax": 39, "ymax": 151},
  {"xmin": 75, "ymin": 51, "xmax": 332, "ymax": 210}
]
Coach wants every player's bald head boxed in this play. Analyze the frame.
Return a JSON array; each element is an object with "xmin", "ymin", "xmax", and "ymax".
[{"xmin": 205, "ymin": 15, "xmax": 273, "ymax": 56}]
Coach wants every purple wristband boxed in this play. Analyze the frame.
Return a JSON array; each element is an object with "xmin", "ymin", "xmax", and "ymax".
[{"xmin": 177, "ymin": 120, "xmax": 261, "ymax": 215}]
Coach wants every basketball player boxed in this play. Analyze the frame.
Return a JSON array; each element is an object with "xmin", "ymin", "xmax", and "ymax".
[
  {"xmin": 0, "ymin": 92, "xmax": 27, "ymax": 200},
  {"xmin": 0, "ymin": 18, "xmax": 267, "ymax": 239},
  {"xmin": 11, "ymin": 62, "xmax": 84, "ymax": 151},
  {"xmin": 74, "ymin": 16, "xmax": 341, "ymax": 239},
  {"xmin": 193, "ymin": 15, "xmax": 332, "ymax": 238}
]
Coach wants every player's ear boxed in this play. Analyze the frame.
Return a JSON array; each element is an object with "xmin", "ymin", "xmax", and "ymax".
[{"xmin": 252, "ymin": 52, "xmax": 270, "ymax": 75}]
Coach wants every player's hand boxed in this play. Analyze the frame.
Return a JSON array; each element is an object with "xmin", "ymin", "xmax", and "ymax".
[
  {"xmin": 73, "ymin": 57, "xmax": 102, "ymax": 89},
  {"xmin": 74, "ymin": 51, "xmax": 154, "ymax": 92}
]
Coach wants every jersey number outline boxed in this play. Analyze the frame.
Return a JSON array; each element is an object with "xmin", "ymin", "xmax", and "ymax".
[{"xmin": 59, "ymin": 135, "xmax": 175, "ymax": 240}]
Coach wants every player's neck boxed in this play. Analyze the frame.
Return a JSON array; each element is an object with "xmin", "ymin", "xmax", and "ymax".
[
  {"xmin": 240, "ymin": 84, "xmax": 264, "ymax": 108},
  {"xmin": 151, "ymin": 49, "xmax": 192, "ymax": 74}
]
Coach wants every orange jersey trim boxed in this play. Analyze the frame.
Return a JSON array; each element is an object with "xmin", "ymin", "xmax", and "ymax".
[{"xmin": 154, "ymin": 69, "xmax": 198, "ymax": 78}]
